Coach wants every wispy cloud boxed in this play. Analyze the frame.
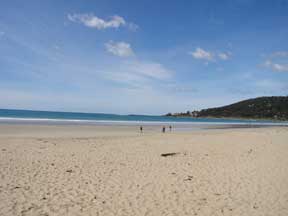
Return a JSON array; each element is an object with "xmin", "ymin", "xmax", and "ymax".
[
  {"xmin": 189, "ymin": 47, "xmax": 231, "ymax": 61},
  {"xmin": 264, "ymin": 60, "xmax": 288, "ymax": 72},
  {"xmin": 218, "ymin": 52, "xmax": 231, "ymax": 60},
  {"xmin": 105, "ymin": 60, "xmax": 173, "ymax": 88},
  {"xmin": 126, "ymin": 61, "xmax": 172, "ymax": 80},
  {"xmin": 166, "ymin": 83, "xmax": 198, "ymax": 93},
  {"xmin": 67, "ymin": 13, "xmax": 138, "ymax": 31},
  {"xmin": 255, "ymin": 79, "xmax": 288, "ymax": 92},
  {"xmin": 127, "ymin": 22, "xmax": 139, "ymax": 31},
  {"xmin": 105, "ymin": 41, "xmax": 134, "ymax": 57},
  {"xmin": 271, "ymin": 51, "xmax": 288, "ymax": 57},
  {"xmin": 263, "ymin": 51, "xmax": 288, "ymax": 72},
  {"xmin": 189, "ymin": 48, "xmax": 213, "ymax": 61},
  {"xmin": 228, "ymin": 78, "xmax": 288, "ymax": 96},
  {"xmin": 0, "ymin": 31, "xmax": 5, "ymax": 38}
]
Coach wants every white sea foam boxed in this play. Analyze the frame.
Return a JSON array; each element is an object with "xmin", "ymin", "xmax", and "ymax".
[{"xmin": 0, "ymin": 117, "xmax": 287, "ymax": 126}]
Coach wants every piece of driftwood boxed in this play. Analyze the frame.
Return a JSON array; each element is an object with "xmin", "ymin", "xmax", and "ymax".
[{"xmin": 161, "ymin": 152, "xmax": 179, "ymax": 157}]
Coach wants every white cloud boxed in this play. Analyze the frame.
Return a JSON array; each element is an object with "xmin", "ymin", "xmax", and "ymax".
[
  {"xmin": 105, "ymin": 41, "xmax": 134, "ymax": 57},
  {"xmin": 189, "ymin": 48, "xmax": 214, "ymax": 61},
  {"xmin": 263, "ymin": 51, "xmax": 288, "ymax": 72},
  {"xmin": 218, "ymin": 52, "xmax": 230, "ymax": 60},
  {"xmin": 189, "ymin": 48, "xmax": 231, "ymax": 61},
  {"xmin": 264, "ymin": 60, "xmax": 288, "ymax": 72},
  {"xmin": 67, "ymin": 13, "xmax": 137, "ymax": 31}
]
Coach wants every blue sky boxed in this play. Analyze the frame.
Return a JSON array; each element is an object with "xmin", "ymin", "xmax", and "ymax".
[{"xmin": 0, "ymin": 0, "xmax": 288, "ymax": 114}]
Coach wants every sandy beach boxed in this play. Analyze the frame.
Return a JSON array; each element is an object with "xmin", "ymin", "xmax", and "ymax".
[{"xmin": 0, "ymin": 124, "xmax": 288, "ymax": 216}]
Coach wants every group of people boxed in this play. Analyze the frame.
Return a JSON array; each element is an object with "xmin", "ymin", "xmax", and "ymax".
[{"xmin": 140, "ymin": 125, "xmax": 172, "ymax": 133}]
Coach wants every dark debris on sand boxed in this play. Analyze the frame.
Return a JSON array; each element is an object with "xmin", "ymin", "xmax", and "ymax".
[{"xmin": 161, "ymin": 152, "xmax": 179, "ymax": 157}]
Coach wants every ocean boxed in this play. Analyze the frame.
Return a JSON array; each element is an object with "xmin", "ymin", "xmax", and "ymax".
[{"xmin": 0, "ymin": 109, "xmax": 287, "ymax": 126}]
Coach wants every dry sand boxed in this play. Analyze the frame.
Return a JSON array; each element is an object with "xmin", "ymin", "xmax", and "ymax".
[{"xmin": 0, "ymin": 124, "xmax": 288, "ymax": 216}]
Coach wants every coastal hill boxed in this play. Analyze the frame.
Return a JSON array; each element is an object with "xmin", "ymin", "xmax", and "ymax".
[{"xmin": 166, "ymin": 96, "xmax": 288, "ymax": 120}]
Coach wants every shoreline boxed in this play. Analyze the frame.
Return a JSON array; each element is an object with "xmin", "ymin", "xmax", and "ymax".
[
  {"xmin": 0, "ymin": 122, "xmax": 287, "ymax": 138},
  {"xmin": 165, "ymin": 115, "xmax": 288, "ymax": 123}
]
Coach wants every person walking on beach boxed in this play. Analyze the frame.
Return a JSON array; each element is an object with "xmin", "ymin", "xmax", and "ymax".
[
  {"xmin": 140, "ymin": 126, "xmax": 143, "ymax": 133},
  {"xmin": 169, "ymin": 125, "xmax": 172, "ymax": 132},
  {"xmin": 162, "ymin": 126, "xmax": 166, "ymax": 133}
]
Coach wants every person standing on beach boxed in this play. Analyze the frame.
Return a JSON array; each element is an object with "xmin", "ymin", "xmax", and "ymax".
[
  {"xmin": 169, "ymin": 125, "xmax": 172, "ymax": 132},
  {"xmin": 162, "ymin": 126, "xmax": 166, "ymax": 133},
  {"xmin": 140, "ymin": 126, "xmax": 143, "ymax": 133}
]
